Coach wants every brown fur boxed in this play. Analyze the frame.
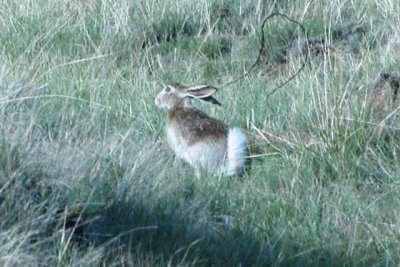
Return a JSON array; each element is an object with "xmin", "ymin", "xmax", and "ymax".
[{"xmin": 168, "ymin": 106, "xmax": 228, "ymax": 145}]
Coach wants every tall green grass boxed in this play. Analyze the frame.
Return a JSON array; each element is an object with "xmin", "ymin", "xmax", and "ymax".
[{"xmin": 1, "ymin": 0, "xmax": 399, "ymax": 266}]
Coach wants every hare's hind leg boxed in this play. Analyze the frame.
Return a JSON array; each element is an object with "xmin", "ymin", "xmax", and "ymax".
[{"xmin": 186, "ymin": 141, "xmax": 227, "ymax": 176}]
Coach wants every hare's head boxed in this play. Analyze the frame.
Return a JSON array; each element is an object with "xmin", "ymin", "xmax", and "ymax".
[{"xmin": 155, "ymin": 83, "xmax": 221, "ymax": 110}]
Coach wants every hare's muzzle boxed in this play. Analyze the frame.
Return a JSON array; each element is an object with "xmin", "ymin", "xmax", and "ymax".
[{"xmin": 154, "ymin": 93, "xmax": 163, "ymax": 107}]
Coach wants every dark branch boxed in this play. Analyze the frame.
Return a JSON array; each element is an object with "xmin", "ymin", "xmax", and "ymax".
[{"xmin": 220, "ymin": 12, "xmax": 308, "ymax": 101}]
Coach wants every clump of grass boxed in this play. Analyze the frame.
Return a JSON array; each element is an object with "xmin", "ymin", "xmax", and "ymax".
[
  {"xmin": 200, "ymin": 36, "xmax": 232, "ymax": 59},
  {"xmin": 142, "ymin": 13, "xmax": 197, "ymax": 48}
]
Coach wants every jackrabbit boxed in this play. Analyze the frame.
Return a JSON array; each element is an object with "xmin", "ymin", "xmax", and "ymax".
[{"xmin": 155, "ymin": 83, "xmax": 247, "ymax": 176}]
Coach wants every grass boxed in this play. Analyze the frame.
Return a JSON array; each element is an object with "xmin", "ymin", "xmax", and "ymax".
[{"xmin": 1, "ymin": 0, "xmax": 400, "ymax": 266}]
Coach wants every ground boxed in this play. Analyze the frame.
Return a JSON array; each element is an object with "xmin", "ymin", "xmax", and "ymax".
[{"xmin": 0, "ymin": 0, "xmax": 399, "ymax": 266}]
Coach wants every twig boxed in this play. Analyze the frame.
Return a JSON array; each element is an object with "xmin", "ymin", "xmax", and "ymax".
[{"xmin": 221, "ymin": 12, "xmax": 308, "ymax": 101}]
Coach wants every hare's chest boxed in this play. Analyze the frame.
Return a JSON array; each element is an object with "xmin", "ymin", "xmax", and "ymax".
[{"xmin": 166, "ymin": 124, "xmax": 188, "ymax": 160}]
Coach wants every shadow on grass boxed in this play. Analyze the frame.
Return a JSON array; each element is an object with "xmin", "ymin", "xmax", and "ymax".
[
  {"xmin": 72, "ymin": 187, "xmax": 362, "ymax": 266},
  {"xmin": 81, "ymin": 197, "xmax": 271, "ymax": 266}
]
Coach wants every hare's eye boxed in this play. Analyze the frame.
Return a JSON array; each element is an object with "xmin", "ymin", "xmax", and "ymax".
[{"xmin": 165, "ymin": 87, "xmax": 172, "ymax": 93}]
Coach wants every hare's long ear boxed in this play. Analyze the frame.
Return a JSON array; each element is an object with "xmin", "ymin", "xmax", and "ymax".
[{"xmin": 184, "ymin": 85, "xmax": 222, "ymax": 106}]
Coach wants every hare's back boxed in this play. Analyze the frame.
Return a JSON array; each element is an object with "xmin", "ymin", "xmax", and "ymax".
[{"xmin": 168, "ymin": 107, "xmax": 229, "ymax": 145}]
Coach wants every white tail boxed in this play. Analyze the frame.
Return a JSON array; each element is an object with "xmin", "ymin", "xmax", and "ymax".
[{"xmin": 225, "ymin": 127, "xmax": 247, "ymax": 176}]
